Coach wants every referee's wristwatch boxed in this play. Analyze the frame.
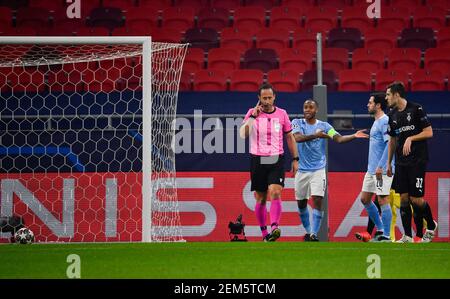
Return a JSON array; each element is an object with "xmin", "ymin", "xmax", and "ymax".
[{"xmin": 292, "ymin": 157, "xmax": 299, "ymax": 161}]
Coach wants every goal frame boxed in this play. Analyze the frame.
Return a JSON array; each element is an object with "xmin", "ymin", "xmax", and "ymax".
[{"xmin": 0, "ymin": 36, "xmax": 153, "ymax": 242}]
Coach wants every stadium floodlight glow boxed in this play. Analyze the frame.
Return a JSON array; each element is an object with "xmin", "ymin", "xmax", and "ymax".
[{"xmin": 0, "ymin": 36, "xmax": 188, "ymax": 243}]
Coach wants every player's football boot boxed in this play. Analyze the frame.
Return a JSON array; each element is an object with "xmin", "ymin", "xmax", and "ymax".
[
  {"xmin": 395, "ymin": 234, "xmax": 414, "ymax": 243},
  {"xmin": 372, "ymin": 235, "xmax": 392, "ymax": 242},
  {"xmin": 309, "ymin": 233, "xmax": 319, "ymax": 241},
  {"xmin": 422, "ymin": 220, "xmax": 438, "ymax": 243},
  {"xmin": 268, "ymin": 228, "xmax": 281, "ymax": 241},
  {"xmin": 304, "ymin": 233, "xmax": 311, "ymax": 242},
  {"xmin": 413, "ymin": 236, "xmax": 423, "ymax": 243},
  {"xmin": 263, "ymin": 233, "xmax": 271, "ymax": 242},
  {"xmin": 355, "ymin": 231, "xmax": 372, "ymax": 242}
]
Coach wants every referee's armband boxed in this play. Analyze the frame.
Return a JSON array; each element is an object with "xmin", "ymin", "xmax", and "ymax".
[{"xmin": 327, "ymin": 128, "xmax": 338, "ymax": 138}]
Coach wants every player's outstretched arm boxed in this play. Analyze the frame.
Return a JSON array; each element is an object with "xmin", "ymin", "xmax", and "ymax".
[{"xmin": 332, "ymin": 129, "xmax": 369, "ymax": 143}]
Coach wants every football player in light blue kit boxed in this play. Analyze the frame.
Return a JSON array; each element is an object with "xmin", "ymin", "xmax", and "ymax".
[
  {"xmin": 292, "ymin": 99, "xmax": 368, "ymax": 241},
  {"xmin": 357, "ymin": 93, "xmax": 395, "ymax": 242}
]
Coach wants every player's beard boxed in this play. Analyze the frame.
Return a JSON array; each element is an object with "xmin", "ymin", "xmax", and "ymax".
[{"xmin": 304, "ymin": 112, "xmax": 315, "ymax": 120}]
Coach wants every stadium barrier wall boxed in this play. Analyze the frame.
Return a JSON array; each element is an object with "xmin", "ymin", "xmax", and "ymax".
[{"xmin": 0, "ymin": 171, "xmax": 448, "ymax": 242}]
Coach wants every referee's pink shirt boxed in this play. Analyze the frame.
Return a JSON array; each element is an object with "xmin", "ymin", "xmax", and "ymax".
[{"xmin": 243, "ymin": 107, "xmax": 293, "ymax": 156}]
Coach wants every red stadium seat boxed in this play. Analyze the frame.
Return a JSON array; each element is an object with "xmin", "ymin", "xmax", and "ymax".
[
  {"xmin": 375, "ymin": 69, "xmax": 409, "ymax": 91},
  {"xmin": 255, "ymin": 28, "xmax": 290, "ymax": 50},
  {"xmin": 364, "ymin": 29, "xmax": 398, "ymax": 53},
  {"xmin": 338, "ymin": 70, "xmax": 373, "ymax": 91},
  {"xmin": 398, "ymin": 27, "xmax": 436, "ymax": 51},
  {"xmin": 281, "ymin": 0, "xmax": 315, "ymax": 8},
  {"xmin": 40, "ymin": 26, "xmax": 77, "ymax": 36},
  {"xmin": 193, "ymin": 69, "xmax": 228, "ymax": 91},
  {"xmin": 424, "ymin": 48, "xmax": 450, "ymax": 77},
  {"xmin": 52, "ymin": 10, "xmax": 88, "ymax": 33},
  {"xmin": 269, "ymin": 6, "xmax": 303, "ymax": 31},
  {"xmin": 437, "ymin": 27, "xmax": 450, "ymax": 48},
  {"xmin": 245, "ymin": 0, "xmax": 278, "ymax": 9},
  {"xmin": 149, "ymin": 28, "xmax": 183, "ymax": 43},
  {"xmin": 210, "ymin": 0, "xmax": 242, "ymax": 10},
  {"xmin": 0, "ymin": 7, "xmax": 12, "ymax": 28},
  {"xmin": 304, "ymin": 7, "xmax": 338, "ymax": 33},
  {"xmin": 293, "ymin": 28, "xmax": 326, "ymax": 54},
  {"xmin": 301, "ymin": 69, "xmax": 337, "ymax": 91},
  {"xmin": 29, "ymin": 0, "xmax": 64, "ymax": 11},
  {"xmin": 267, "ymin": 69, "xmax": 300, "ymax": 92},
  {"xmin": 16, "ymin": 7, "xmax": 51, "ymax": 29},
  {"xmin": 3, "ymin": 27, "xmax": 37, "ymax": 36},
  {"xmin": 387, "ymin": 48, "xmax": 422, "ymax": 73},
  {"xmin": 322, "ymin": 48, "xmax": 349, "ymax": 75},
  {"xmin": 327, "ymin": 27, "xmax": 364, "ymax": 52},
  {"xmin": 278, "ymin": 48, "xmax": 313, "ymax": 73},
  {"xmin": 230, "ymin": 69, "xmax": 264, "ymax": 91},
  {"xmin": 74, "ymin": 27, "xmax": 110, "ymax": 36},
  {"xmin": 376, "ymin": 6, "xmax": 411, "ymax": 34},
  {"xmin": 111, "ymin": 25, "xmax": 154, "ymax": 36},
  {"xmin": 197, "ymin": 7, "xmax": 231, "ymax": 31},
  {"xmin": 124, "ymin": 7, "xmax": 159, "ymax": 31},
  {"xmin": 102, "ymin": 0, "xmax": 136, "ymax": 9},
  {"xmin": 352, "ymin": 48, "xmax": 385, "ymax": 73},
  {"xmin": 183, "ymin": 47, "xmax": 205, "ymax": 74},
  {"xmin": 175, "ymin": 0, "xmax": 209, "ymax": 10},
  {"xmin": 410, "ymin": 70, "xmax": 445, "ymax": 91},
  {"xmin": 138, "ymin": 0, "xmax": 172, "ymax": 10},
  {"xmin": 207, "ymin": 48, "xmax": 241, "ymax": 74},
  {"xmin": 388, "ymin": 0, "xmax": 423, "ymax": 6},
  {"xmin": 233, "ymin": 6, "xmax": 266, "ymax": 34},
  {"xmin": 341, "ymin": 7, "xmax": 375, "ymax": 34},
  {"xmin": 88, "ymin": 6, "xmax": 124, "ymax": 30},
  {"xmin": 184, "ymin": 28, "xmax": 220, "ymax": 52},
  {"xmin": 316, "ymin": 0, "xmax": 352, "ymax": 8},
  {"xmin": 48, "ymin": 64, "xmax": 85, "ymax": 92},
  {"xmin": 179, "ymin": 71, "xmax": 193, "ymax": 91},
  {"xmin": 412, "ymin": 6, "xmax": 446, "ymax": 30},
  {"xmin": 242, "ymin": 48, "xmax": 278, "ymax": 72},
  {"xmin": 220, "ymin": 27, "xmax": 254, "ymax": 52},
  {"xmin": 162, "ymin": 7, "xmax": 195, "ymax": 32}
]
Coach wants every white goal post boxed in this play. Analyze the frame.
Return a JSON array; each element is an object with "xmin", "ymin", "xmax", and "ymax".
[{"xmin": 0, "ymin": 36, "xmax": 189, "ymax": 243}]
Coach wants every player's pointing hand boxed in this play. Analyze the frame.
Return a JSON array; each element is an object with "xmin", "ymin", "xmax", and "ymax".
[{"xmin": 354, "ymin": 129, "xmax": 369, "ymax": 138}]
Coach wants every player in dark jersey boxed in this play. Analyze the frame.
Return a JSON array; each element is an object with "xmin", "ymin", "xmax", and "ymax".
[{"xmin": 385, "ymin": 81, "xmax": 437, "ymax": 243}]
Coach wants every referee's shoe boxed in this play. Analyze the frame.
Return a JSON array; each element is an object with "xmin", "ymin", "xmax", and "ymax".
[{"xmin": 268, "ymin": 228, "xmax": 281, "ymax": 241}]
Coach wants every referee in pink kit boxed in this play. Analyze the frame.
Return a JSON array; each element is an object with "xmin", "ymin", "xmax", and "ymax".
[{"xmin": 240, "ymin": 83, "xmax": 299, "ymax": 242}]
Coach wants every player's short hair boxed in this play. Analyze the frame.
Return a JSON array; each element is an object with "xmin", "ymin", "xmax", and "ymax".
[
  {"xmin": 370, "ymin": 92, "xmax": 387, "ymax": 110},
  {"xmin": 304, "ymin": 98, "xmax": 319, "ymax": 107},
  {"xmin": 387, "ymin": 81, "xmax": 406, "ymax": 98},
  {"xmin": 258, "ymin": 83, "xmax": 276, "ymax": 96}
]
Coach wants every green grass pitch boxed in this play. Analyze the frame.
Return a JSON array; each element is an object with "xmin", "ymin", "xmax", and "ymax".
[{"xmin": 1, "ymin": 242, "xmax": 449, "ymax": 279}]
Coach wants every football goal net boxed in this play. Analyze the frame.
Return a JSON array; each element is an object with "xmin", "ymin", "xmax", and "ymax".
[{"xmin": 0, "ymin": 37, "xmax": 189, "ymax": 243}]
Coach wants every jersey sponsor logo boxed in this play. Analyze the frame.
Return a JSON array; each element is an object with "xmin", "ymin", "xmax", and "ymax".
[{"xmin": 395, "ymin": 124, "xmax": 415, "ymax": 134}]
